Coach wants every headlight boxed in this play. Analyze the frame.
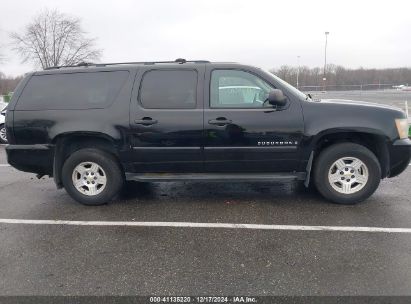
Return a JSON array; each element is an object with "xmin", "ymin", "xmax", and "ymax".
[{"xmin": 395, "ymin": 118, "xmax": 409, "ymax": 139}]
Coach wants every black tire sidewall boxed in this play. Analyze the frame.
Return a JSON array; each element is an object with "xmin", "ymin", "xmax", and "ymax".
[
  {"xmin": 314, "ymin": 143, "xmax": 381, "ymax": 204},
  {"xmin": 61, "ymin": 149, "xmax": 124, "ymax": 205}
]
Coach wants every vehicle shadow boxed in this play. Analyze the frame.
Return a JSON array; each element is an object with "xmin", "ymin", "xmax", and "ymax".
[
  {"xmin": 119, "ymin": 181, "xmax": 157, "ymax": 200},
  {"xmin": 116, "ymin": 180, "xmax": 325, "ymax": 206}
]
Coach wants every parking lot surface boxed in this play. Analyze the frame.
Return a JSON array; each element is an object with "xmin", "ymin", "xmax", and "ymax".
[
  {"xmin": 1, "ymin": 90, "xmax": 411, "ymax": 296},
  {"xmin": 0, "ymin": 143, "xmax": 410, "ymax": 296}
]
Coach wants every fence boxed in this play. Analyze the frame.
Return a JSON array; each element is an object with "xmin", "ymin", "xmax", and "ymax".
[{"xmin": 299, "ymin": 84, "xmax": 404, "ymax": 92}]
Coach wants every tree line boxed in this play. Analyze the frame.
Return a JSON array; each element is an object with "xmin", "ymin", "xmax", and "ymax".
[
  {"xmin": 0, "ymin": 73, "xmax": 23, "ymax": 95},
  {"xmin": 270, "ymin": 64, "xmax": 411, "ymax": 91}
]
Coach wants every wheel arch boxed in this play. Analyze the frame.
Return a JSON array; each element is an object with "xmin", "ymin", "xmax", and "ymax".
[
  {"xmin": 308, "ymin": 129, "xmax": 390, "ymax": 180},
  {"xmin": 52, "ymin": 132, "xmax": 123, "ymax": 188}
]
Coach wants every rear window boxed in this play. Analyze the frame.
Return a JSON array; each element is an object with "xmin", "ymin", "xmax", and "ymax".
[
  {"xmin": 16, "ymin": 71, "xmax": 129, "ymax": 110},
  {"xmin": 139, "ymin": 70, "xmax": 197, "ymax": 109}
]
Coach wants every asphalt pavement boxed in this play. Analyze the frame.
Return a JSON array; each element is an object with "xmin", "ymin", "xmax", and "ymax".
[{"xmin": 0, "ymin": 144, "xmax": 410, "ymax": 296}]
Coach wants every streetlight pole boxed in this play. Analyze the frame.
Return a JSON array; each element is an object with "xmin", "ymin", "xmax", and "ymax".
[
  {"xmin": 297, "ymin": 55, "xmax": 300, "ymax": 89},
  {"xmin": 323, "ymin": 31, "xmax": 329, "ymax": 92}
]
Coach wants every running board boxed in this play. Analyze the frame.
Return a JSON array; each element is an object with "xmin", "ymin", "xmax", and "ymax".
[{"xmin": 125, "ymin": 172, "xmax": 306, "ymax": 182}]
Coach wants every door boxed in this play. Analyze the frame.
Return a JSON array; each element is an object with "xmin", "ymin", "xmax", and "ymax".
[
  {"xmin": 204, "ymin": 68, "xmax": 304, "ymax": 172},
  {"xmin": 128, "ymin": 66, "xmax": 204, "ymax": 173}
]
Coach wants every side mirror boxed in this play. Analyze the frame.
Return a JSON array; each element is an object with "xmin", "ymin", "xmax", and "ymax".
[{"xmin": 267, "ymin": 89, "xmax": 287, "ymax": 107}]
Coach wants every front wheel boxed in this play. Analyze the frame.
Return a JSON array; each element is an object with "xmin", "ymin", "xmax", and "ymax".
[
  {"xmin": 0, "ymin": 124, "xmax": 7, "ymax": 144},
  {"xmin": 313, "ymin": 143, "xmax": 381, "ymax": 205},
  {"xmin": 61, "ymin": 149, "xmax": 124, "ymax": 205}
]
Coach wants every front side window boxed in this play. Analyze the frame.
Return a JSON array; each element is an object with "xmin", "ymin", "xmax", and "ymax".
[
  {"xmin": 139, "ymin": 70, "xmax": 197, "ymax": 109},
  {"xmin": 210, "ymin": 70, "xmax": 274, "ymax": 108}
]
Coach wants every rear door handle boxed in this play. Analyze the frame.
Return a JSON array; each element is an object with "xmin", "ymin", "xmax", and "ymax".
[
  {"xmin": 208, "ymin": 118, "xmax": 232, "ymax": 126},
  {"xmin": 135, "ymin": 117, "xmax": 158, "ymax": 126}
]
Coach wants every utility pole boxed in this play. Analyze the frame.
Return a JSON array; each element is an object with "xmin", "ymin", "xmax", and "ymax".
[
  {"xmin": 297, "ymin": 56, "xmax": 300, "ymax": 89},
  {"xmin": 323, "ymin": 31, "xmax": 329, "ymax": 92}
]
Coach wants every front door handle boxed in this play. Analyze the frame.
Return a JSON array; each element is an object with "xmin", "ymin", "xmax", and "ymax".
[
  {"xmin": 208, "ymin": 118, "xmax": 232, "ymax": 126},
  {"xmin": 135, "ymin": 117, "xmax": 158, "ymax": 126}
]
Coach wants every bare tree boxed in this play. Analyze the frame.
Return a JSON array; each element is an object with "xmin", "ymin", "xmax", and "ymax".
[{"xmin": 11, "ymin": 9, "xmax": 101, "ymax": 69}]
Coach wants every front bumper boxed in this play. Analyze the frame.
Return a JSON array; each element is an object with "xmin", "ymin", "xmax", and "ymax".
[
  {"xmin": 388, "ymin": 138, "xmax": 411, "ymax": 177},
  {"xmin": 6, "ymin": 144, "xmax": 54, "ymax": 176}
]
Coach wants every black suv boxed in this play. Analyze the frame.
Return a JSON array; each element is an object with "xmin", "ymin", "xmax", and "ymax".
[{"xmin": 5, "ymin": 59, "xmax": 411, "ymax": 205}]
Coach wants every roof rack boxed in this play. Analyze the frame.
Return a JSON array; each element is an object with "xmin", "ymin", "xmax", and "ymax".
[{"xmin": 44, "ymin": 58, "xmax": 210, "ymax": 70}]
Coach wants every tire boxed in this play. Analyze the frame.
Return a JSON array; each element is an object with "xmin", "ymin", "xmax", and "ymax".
[
  {"xmin": 0, "ymin": 124, "xmax": 7, "ymax": 144},
  {"xmin": 313, "ymin": 143, "xmax": 381, "ymax": 205},
  {"xmin": 61, "ymin": 148, "xmax": 124, "ymax": 205}
]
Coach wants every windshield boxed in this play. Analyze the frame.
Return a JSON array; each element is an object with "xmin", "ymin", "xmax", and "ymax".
[{"xmin": 261, "ymin": 69, "xmax": 310, "ymax": 100}]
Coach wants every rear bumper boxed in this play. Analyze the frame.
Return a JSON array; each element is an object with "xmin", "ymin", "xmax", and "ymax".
[
  {"xmin": 388, "ymin": 138, "xmax": 411, "ymax": 177},
  {"xmin": 6, "ymin": 144, "xmax": 54, "ymax": 176}
]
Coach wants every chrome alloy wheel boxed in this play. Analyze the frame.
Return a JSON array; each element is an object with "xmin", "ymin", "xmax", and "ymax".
[
  {"xmin": 72, "ymin": 162, "xmax": 107, "ymax": 196},
  {"xmin": 0, "ymin": 126, "xmax": 7, "ymax": 143},
  {"xmin": 327, "ymin": 157, "xmax": 369, "ymax": 194}
]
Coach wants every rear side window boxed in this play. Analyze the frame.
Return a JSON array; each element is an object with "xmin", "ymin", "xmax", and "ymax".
[
  {"xmin": 139, "ymin": 70, "xmax": 197, "ymax": 109},
  {"xmin": 16, "ymin": 71, "xmax": 129, "ymax": 110}
]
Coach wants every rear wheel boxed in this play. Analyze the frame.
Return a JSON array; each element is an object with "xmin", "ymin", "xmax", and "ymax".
[
  {"xmin": 61, "ymin": 149, "xmax": 124, "ymax": 205},
  {"xmin": 0, "ymin": 124, "xmax": 7, "ymax": 144},
  {"xmin": 313, "ymin": 143, "xmax": 381, "ymax": 204}
]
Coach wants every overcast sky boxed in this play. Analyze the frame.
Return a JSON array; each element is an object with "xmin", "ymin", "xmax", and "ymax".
[{"xmin": 1, "ymin": 0, "xmax": 411, "ymax": 76}]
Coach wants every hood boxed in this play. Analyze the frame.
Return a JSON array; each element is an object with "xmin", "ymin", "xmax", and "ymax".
[
  {"xmin": 301, "ymin": 97, "xmax": 408, "ymax": 141},
  {"xmin": 318, "ymin": 98, "xmax": 403, "ymax": 112}
]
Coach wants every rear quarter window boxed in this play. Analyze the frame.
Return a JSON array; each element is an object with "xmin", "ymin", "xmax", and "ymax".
[{"xmin": 16, "ymin": 71, "xmax": 129, "ymax": 110}]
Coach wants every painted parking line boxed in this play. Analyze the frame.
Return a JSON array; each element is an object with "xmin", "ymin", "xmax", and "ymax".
[{"xmin": 1, "ymin": 218, "xmax": 411, "ymax": 233}]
